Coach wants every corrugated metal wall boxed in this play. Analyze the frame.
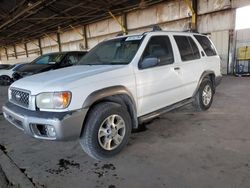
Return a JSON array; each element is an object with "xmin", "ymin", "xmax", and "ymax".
[
  {"xmin": 211, "ymin": 31, "xmax": 230, "ymax": 74},
  {"xmin": 236, "ymin": 29, "xmax": 250, "ymax": 47},
  {"xmin": 0, "ymin": 0, "xmax": 249, "ymax": 74}
]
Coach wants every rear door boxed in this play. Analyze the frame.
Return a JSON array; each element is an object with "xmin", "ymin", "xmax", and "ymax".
[
  {"xmin": 172, "ymin": 35, "xmax": 204, "ymax": 97},
  {"xmin": 193, "ymin": 34, "xmax": 221, "ymax": 76},
  {"xmin": 135, "ymin": 35, "xmax": 187, "ymax": 116}
]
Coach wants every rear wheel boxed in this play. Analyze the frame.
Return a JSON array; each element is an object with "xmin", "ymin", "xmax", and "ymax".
[
  {"xmin": 193, "ymin": 78, "xmax": 214, "ymax": 111},
  {"xmin": 79, "ymin": 102, "xmax": 132, "ymax": 160}
]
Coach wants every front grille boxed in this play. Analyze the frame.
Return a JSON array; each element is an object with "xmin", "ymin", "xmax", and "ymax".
[{"xmin": 10, "ymin": 88, "xmax": 30, "ymax": 108}]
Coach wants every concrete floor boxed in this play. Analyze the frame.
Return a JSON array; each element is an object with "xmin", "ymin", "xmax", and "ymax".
[{"xmin": 0, "ymin": 76, "xmax": 250, "ymax": 188}]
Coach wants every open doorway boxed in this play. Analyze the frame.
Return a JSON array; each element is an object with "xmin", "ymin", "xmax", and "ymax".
[
  {"xmin": 236, "ymin": 5, "xmax": 250, "ymax": 30},
  {"xmin": 234, "ymin": 6, "xmax": 250, "ymax": 76}
]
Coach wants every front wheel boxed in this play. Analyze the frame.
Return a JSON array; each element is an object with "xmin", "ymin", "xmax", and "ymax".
[
  {"xmin": 193, "ymin": 78, "xmax": 214, "ymax": 111},
  {"xmin": 0, "ymin": 75, "xmax": 12, "ymax": 86},
  {"xmin": 79, "ymin": 102, "xmax": 132, "ymax": 160}
]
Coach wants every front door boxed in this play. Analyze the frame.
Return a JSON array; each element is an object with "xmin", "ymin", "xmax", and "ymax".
[
  {"xmin": 135, "ymin": 35, "xmax": 187, "ymax": 116},
  {"xmin": 172, "ymin": 35, "xmax": 204, "ymax": 98}
]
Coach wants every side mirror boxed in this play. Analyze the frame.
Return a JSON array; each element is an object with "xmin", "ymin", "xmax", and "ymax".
[{"xmin": 139, "ymin": 57, "xmax": 159, "ymax": 69}]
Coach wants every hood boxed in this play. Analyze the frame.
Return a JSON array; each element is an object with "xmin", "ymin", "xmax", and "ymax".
[
  {"xmin": 0, "ymin": 69, "xmax": 11, "ymax": 76},
  {"xmin": 16, "ymin": 64, "xmax": 54, "ymax": 74},
  {"xmin": 11, "ymin": 65, "xmax": 127, "ymax": 95}
]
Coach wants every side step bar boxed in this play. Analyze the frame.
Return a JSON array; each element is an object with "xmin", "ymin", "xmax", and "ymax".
[{"xmin": 138, "ymin": 98, "xmax": 193, "ymax": 124}]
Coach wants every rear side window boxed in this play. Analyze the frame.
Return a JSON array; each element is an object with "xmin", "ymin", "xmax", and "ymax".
[
  {"xmin": 66, "ymin": 54, "xmax": 79, "ymax": 65},
  {"xmin": 174, "ymin": 36, "xmax": 200, "ymax": 61},
  {"xmin": 194, "ymin": 35, "xmax": 217, "ymax": 56},
  {"xmin": 142, "ymin": 36, "xmax": 174, "ymax": 66}
]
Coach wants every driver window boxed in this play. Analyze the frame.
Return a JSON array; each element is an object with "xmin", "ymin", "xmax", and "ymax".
[{"xmin": 142, "ymin": 36, "xmax": 174, "ymax": 66}]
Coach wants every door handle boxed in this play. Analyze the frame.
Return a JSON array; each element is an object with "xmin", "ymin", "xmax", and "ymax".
[{"xmin": 174, "ymin": 67, "xmax": 180, "ymax": 70}]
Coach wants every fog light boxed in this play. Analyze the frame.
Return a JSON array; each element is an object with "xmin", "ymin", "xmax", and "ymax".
[{"xmin": 46, "ymin": 125, "xmax": 56, "ymax": 138}]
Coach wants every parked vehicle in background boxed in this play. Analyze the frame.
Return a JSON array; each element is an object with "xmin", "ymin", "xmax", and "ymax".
[
  {"xmin": 3, "ymin": 28, "xmax": 222, "ymax": 160},
  {"xmin": 0, "ymin": 64, "xmax": 27, "ymax": 86},
  {"xmin": 0, "ymin": 64, "xmax": 12, "ymax": 70},
  {"xmin": 12, "ymin": 51, "xmax": 87, "ymax": 81}
]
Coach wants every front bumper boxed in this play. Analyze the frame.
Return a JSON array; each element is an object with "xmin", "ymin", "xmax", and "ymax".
[{"xmin": 2, "ymin": 102, "xmax": 88, "ymax": 141}]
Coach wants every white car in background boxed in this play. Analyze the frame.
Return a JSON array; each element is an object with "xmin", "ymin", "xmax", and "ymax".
[{"xmin": 0, "ymin": 64, "xmax": 26, "ymax": 85}]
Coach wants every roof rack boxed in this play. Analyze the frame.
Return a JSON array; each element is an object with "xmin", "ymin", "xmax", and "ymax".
[
  {"xmin": 116, "ymin": 32, "xmax": 124, "ymax": 37},
  {"xmin": 115, "ymin": 25, "xmax": 199, "ymax": 38},
  {"xmin": 142, "ymin": 25, "xmax": 163, "ymax": 35},
  {"xmin": 152, "ymin": 25, "xmax": 162, "ymax": 31},
  {"xmin": 182, "ymin": 29, "xmax": 199, "ymax": 33}
]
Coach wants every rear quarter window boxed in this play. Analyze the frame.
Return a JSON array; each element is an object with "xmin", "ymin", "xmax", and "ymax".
[{"xmin": 194, "ymin": 35, "xmax": 217, "ymax": 56}]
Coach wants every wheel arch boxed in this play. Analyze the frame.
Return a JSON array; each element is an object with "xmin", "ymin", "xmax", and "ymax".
[
  {"xmin": 81, "ymin": 86, "xmax": 138, "ymax": 132},
  {"xmin": 193, "ymin": 70, "xmax": 215, "ymax": 97},
  {"xmin": 0, "ymin": 74, "xmax": 11, "ymax": 78}
]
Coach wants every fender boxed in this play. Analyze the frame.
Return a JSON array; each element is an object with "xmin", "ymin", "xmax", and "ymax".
[
  {"xmin": 192, "ymin": 70, "xmax": 215, "ymax": 97},
  {"xmin": 83, "ymin": 86, "xmax": 136, "ymax": 108},
  {"xmin": 82, "ymin": 86, "xmax": 138, "ymax": 129}
]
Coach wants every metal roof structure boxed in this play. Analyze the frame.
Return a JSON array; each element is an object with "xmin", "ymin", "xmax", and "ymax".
[{"xmin": 0, "ymin": 0, "xmax": 165, "ymax": 46}]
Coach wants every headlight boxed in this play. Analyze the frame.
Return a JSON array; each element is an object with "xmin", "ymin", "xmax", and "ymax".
[{"xmin": 36, "ymin": 91, "xmax": 71, "ymax": 109}]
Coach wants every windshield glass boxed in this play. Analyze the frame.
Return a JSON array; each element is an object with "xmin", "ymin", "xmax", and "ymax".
[
  {"xmin": 32, "ymin": 53, "xmax": 65, "ymax": 65},
  {"xmin": 78, "ymin": 35, "xmax": 144, "ymax": 65}
]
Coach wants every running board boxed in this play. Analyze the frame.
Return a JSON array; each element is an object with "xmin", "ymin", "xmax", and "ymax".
[{"xmin": 138, "ymin": 98, "xmax": 193, "ymax": 124}]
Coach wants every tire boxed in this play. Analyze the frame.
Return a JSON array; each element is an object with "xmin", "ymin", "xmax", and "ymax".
[
  {"xmin": 79, "ymin": 102, "xmax": 132, "ymax": 160},
  {"xmin": 192, "ymin": 78, "xmax": 214, "ymax": 111},
  {"xmin": 0, "ymin": 76, "xmax": 3, "ymax": 85},
  {"xmin": 0, "ymin": 76, "xmax": 12, "ymax": 86}
]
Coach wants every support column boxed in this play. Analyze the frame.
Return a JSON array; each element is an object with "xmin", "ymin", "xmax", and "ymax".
[
  {"xmin": 83, "ymin": 25, "xmax": 88, "ymax": 49},
  {"xmin": 69, "ymin": 24, "xmax": 88, "ymax": 50},
  {"xmin": 24, "ymin": 43, "xmax": 29, "ymax": 57},
  {"xmin": 5, "ymin": 48, "xmax": 8, "ymax": 60},
  {"xmin": 184, "ymin": 0, "xmax": 197, "ymax": 31},
  {"xmin": 57, "ymin": 32, "xmax": 62, "ymax": 52},
  {"xmin": 109, "ymin": 11, "xmax": 127, "ymax": 35},
  {"xmin": 13, "ymin": 45, "xmax": 17, "ymax": 59},
  {"xmin": 122, "ymin": 13, "xmax": 128, "ymax": 35},
  {"xmin": 38, "ymin": 38, "xmax": 43, "ymax": 55},
  {"xmin": 192, "ymin": 0, "xmax": 198, "ymax": 30}
]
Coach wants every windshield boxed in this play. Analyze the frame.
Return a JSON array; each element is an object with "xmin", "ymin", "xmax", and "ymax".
[
  {"xmin": 78, "ymin": 35, "xmax": 144, "ymax": 65},
  {"xmin": 32, "ymin": 53, "xmax": 65, "ymax": 65}
]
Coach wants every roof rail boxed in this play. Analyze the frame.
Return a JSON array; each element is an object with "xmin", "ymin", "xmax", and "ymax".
[
  {"xmin": 182, "ymin": 29, "xmax": 199, "ymax": 33},
  {"xmin": 142, "ymin": 25, "xmax": 163, "ymax": 35},
  {"xmin": 152, "ymin": 25, "xmax": 162, "ymax": 31},
  {"xmin": 116, "ymin": 32, "xmax": 124, "ymax": 37}
]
